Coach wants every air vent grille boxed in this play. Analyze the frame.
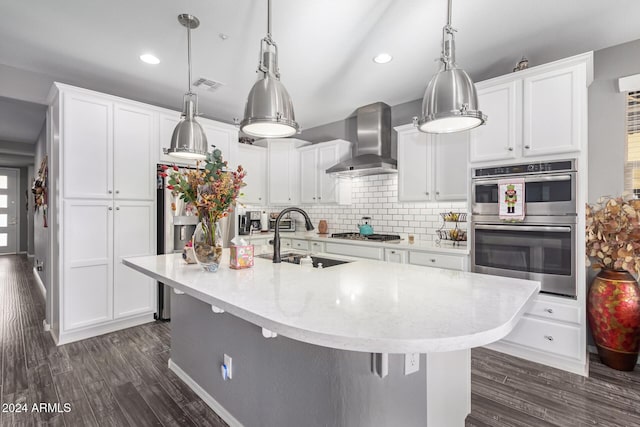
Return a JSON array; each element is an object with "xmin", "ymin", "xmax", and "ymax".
[{"xmin": 193, "ymin": 77, "xmax": 225, "ymax": 92}]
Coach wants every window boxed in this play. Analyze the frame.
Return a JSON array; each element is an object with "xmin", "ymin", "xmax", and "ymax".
[{"xmin": 625, "ymin": 91, "xmax": 640, "ymax": 197}]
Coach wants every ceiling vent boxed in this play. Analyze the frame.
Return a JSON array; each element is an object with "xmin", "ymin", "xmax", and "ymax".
[{"xmin": 193, "ymin": 77, "xmax": 225, "ymax": 92}]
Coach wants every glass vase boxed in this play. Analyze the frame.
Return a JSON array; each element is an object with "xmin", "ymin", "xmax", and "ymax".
[{"xmin": 192, "ymin": 220, "xmax": 223, "ymax": 272}]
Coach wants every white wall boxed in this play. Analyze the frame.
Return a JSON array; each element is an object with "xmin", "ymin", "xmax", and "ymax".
[
  {"xmin": 27, "ymin": 164, "xmax": 34, "ymax": 255},
  {"xmin": 33, "ymin": 125, "xmax": 49, "ymax": 287}
]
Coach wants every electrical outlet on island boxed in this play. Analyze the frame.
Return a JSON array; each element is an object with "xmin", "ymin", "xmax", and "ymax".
[{"xmin": 404, "ymin": 353, "xmax": 420, "ymax": 375}]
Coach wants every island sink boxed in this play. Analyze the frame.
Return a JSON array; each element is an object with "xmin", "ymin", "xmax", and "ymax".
[{"xmin": 257, "ymin": 252, "xmax": 351, "ymax": 268}]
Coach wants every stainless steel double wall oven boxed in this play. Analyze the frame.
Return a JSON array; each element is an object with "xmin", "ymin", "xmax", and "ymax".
[{"xmin": 471, "ymin": 160, "xmax": 577, "ymax": 298}]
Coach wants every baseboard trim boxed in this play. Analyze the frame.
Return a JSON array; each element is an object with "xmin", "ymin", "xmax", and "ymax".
[
  {"xmin": 485, "ymin": 341, "xmax": 588, "ymax": 376},
  {"xmin": 168, "ymin": 358, "xmax": 243, "ymax": 427},
  {"xmin": 56, "ymin": 314, "xmax": 155, "ymax": 345},
  {"xmin": 32, "ymin": 267, "xmax": 46, "ymax": 301}
]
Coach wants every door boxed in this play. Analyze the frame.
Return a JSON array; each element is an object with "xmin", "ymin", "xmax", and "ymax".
[
  {"xmin": 62, "ymin": 199, "xmax": 113, "ymax": 330},
  {"xmin": 523, "ymin": 65, "xmax": 584, "ymax": 157},
  {"xmin": 63, "ymin": 91, "xmax": 113, "ymax": 199},
  {"xmin": 236, "ymin": 145, "xmax": 267, "ymax": 205},
  {"xmin": 114, "ymin": 103, "xmax": 157, "ymax": 200},
  {"xmin": 469, "ymin": 81, "xmax": 521, "ymax": 163},
  {"xmin": 397, "ymin": 129, "xmax": 431, "ymax": 202},
  {"xmin": 433, "ymin": 132, "xmax": 468, "ymax": 200},
  {"xmin": 299, "ymin": 148, "xmax": 317, "ymax": 204},
  {"xmin": 113, "ymin": 201, "xmax": 156, "ymax": 318},
  {"xmin": 0, "ymin": 168, "xmax": 18, "ymax": 254}
]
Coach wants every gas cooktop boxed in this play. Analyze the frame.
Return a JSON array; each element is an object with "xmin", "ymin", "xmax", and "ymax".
[{"xmin": 330, "ymin": 233, "xmax": 401, "ymax": 242}]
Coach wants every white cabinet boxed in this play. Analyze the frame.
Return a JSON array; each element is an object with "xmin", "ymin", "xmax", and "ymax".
[
  {"xmin": 325, "ymin": 242, "xmax": 383, "ymax": 260},
  {"xmin": 158, "ymin": 111, "xmax": 238, "ymax": 166},
  {"xmin": 309, "ymin": 240, "xmax": 325, "ymax": 253},
  {"xmin": 62, "ymin": 91, "xmax": 113, "ymax": 199},
  {"xmin": 62, "ymin": 93, "xmax": 157, "ymax": 201},
  {"xmin": 396, "ymin": 126, "xmax": 468, "ymax": 202},
  {"xmin": 113, "ymin": 201, "xmax": 156, "ymax": 319},
  {"xmin": 62, "ymin": 200, "xmax": 113, "ymax": 330},
  {"xmin": 469, "ymin": 81, "xmax": 520, "ymax": 163},
  {"xmin": 291, "ymin": 239, "xmax": 310, "ymax": 251},
  {"xmin": 469, "ymin": 52, "xmax": 592, "ymax": 164},
  {"xmin": 522, "ymin": 64, "xmax": 586, "ymax": 157},
  {"xmin": 51, "ymin": 83, "xmax": 158, "ymax": 344},
  {"xmin": 433, "ymin": 132, "xmax": 468, "ymax": 201},
  {"xmin": 299, "ymin": 140, "xmax": 352, "ymax": 205},
  {"xmin": 236, "ymin": 144, "xmax": 267, "ymax": 205},
  {"xmin": 408, "ymin": 251, "xmax": 466, "ymax": 271},
  {"xmin": 384, "ymin": 248, "xmax": 407, "ymax": 264},
  {"xmin": 263, "ymin": 139, "xmax": 310, "ymax": 205},
  {"xmin": 114, "ymin": 103, "xmax": 157, "ymax": 200}
]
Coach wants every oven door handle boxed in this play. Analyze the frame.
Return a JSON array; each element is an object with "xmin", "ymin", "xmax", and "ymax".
[
  {"xmin": 472, "ymin": 174, "xmax": 572, "ymax": 186},
  {"xmin": 474, "ymin": 224, "xmax": 572, "ymax": 233}
]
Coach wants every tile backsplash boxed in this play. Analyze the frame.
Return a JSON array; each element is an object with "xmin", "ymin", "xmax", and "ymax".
[{"xmin": 246, "ymin": 175, "xmax": 468, "ymax": 243}]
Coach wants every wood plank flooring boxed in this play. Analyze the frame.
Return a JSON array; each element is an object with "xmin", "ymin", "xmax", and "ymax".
[{"xmin": 1, "ymin": 254, "xmax": 639, "ymax": 426}]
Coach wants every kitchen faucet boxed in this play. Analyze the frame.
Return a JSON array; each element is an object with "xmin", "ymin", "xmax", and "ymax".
[{"xmin": 273, "ymin": 207, "xmax": 314, "ymax": 263}]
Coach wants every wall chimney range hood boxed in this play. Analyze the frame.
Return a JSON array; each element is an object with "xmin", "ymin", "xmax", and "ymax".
[{"xmin": 326, "ymin": 102, "xmax": 397, "ymax": 177}]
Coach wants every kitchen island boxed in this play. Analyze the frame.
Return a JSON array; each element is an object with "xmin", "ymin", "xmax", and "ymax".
[{"xmin": 124, "ymin": 251, "xmax": 539, "ymax": 427}]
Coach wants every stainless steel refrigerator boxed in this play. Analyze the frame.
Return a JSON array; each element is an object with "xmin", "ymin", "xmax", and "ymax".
[{"xmin": 156, "ymin": 164, "xmax": 235, "ymax": 320}]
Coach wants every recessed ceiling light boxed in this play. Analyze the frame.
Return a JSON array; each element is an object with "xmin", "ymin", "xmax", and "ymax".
[
  {"xmin": 140, "ymin": 54, "xmax": 160, "ymax": 65},
  {"xmin": 373, "ymin": 53, "xmax": 393, "ymax": 64}
]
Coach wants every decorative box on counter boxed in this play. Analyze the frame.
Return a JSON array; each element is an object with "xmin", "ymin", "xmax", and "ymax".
[{"xmin": 230, "ymin": 245, "xmax": 254, "ymax": 269}]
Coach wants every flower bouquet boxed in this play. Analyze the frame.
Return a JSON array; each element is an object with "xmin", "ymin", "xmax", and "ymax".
[{"xmin": 160, "ymin": 149, "xmax": 246, "ymax": 271}]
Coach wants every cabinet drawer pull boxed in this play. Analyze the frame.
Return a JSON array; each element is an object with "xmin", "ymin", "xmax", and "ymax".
[
  {"xmin": 507, "ymin": 147, "xmax": 514, "ymax": 151},
  {"xmin": 318, "ymin": 197, "xmax": 321, "ymax": 200},
  {"xmin": 544, "ymin": 335, "xmax": 554, "ymax": 341},
  {"xmin": 313, "ymin": 197, "xmax": 316, "ymax": 200},
  {"xmin": 430, "ymin": 259, "xmax": 436, "ymax": 262},
  {"xmin": 116, "ymin": 207, "xmax": 120, "ymax": 210},
  {"xmin": 425, "ymin": 192, "xmax": 430, "ymax": 196},
  {"xmin": 108, "ymin": 207, "xmax": 113, "ymax": 211},
  {"xmin": 115, "ymin": 190, "xmax": 120, "ymax": 194},
  {"xmin": 108, "ymin": 190, "xmax": 113, "ymax": 194},
  {"xmin": 524, "ymin": 145, "xmax": 531, "ymax": 149},
  {"xmin": 436, "ymin": 191, "xmax": 440, "ymax": 195},
  {"xmin": 544, "ymin": 308, "xmax": 554, "ymax": 314},
  {"xmin": 391, "ymin": 250, "xmax": 396, "ymax": 254}
]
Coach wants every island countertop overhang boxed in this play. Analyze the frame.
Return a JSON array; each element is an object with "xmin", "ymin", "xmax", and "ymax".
[{"xmin": 123, "ymin": 252, "xmax": 540, "ymax": 354}]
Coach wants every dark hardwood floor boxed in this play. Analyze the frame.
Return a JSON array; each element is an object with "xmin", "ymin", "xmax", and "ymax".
[{"xmin": 1, "ymin": 254, "xmax": 639, "ymax": 426}]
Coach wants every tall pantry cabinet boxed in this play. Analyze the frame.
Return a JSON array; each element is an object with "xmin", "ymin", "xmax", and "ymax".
[{"xmin": 48, "ymin": 83, "xmax": 157, "ymax": 344}]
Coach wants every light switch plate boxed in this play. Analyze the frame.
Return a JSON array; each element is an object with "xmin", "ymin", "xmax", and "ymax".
[{"xmin": 224, "ymin": 353, "xmax": 233, "ymax": 379}]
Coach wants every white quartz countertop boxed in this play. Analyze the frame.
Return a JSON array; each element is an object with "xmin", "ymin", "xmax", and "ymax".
[
  {"xmin": 242, "ymin": 231, "xmax": 470, "ymax": 255},
  {"xmin": 124, "ymin": 252, "xmax": 538, "ymax": 353}
]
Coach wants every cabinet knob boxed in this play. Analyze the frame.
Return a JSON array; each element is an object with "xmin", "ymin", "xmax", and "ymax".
[
  {"xmin": 288, "ymin": 198, "xmax": 291, "ymax": 201},
  {"xmin": 544, "ymin": 308, "xmax": 554, "ymax": 314},
  {"xmin": 544, "ymin": 335, "xmax": 554, "ymax": 341},
  {"xmin": 436, "ymin": 191, "xmax": 440, "ymax": 195},
  {"xmin": 312, "ymin": 197, "xmax": 316, "ymax": 200},
  {"xmin": 318, "ymin": 197, "xmax": 321, "ymax": 200},
  {"xmin": 258, "ymin": 197, "xmax": 262, "ymax": 201},
  {"xmin": 108, "ymin": 207, "xmax": 113, "ymax": 211},
  {"xmin": 391, "ymin": 251, "xmax": 396, "ymax": 254},
  {"xmin": 108, "ymin": 190, "xmax": 113, "ymax": 194},
  {"xmin": 507, "ymin": 147, "xmax": 514, "ymax": 151},
  {"xmin": 425, "ymin": 192, "xmax": 430, "ymax": 196},
  {"xmin": 115, "ymin": 190, "xmax": 120, "ymax": 194},
  {"xmin": 430, "ymin": 259, "xmax": 436, "ymax": 262},
  {"xmin": 524, "ymin": 145, "xmax": 531, "ymax": 149},
  {"xmin": 116, "ymin": 207, "xmax": 120, "ymax": 210}
]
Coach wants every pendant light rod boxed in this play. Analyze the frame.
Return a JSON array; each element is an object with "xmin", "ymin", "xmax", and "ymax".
[
  {"xmin": 267, "ymin": 0, "xmax": 272, "ymax": 39},
  {"xmin": 187, "ymin": 22, "xmax": 192, "ymax": 94},
  {"xmin": 447, "ymin": 0, "xmax": 452, "ymax": 27}
]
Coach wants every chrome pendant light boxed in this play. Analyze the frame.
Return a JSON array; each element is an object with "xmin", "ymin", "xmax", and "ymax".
[
  {"xmin": 416, "ymin": 0, "xmax": 486, "ymax": 134},
  {"xmin": 240, "ymin": 0, "xmax": 299, "ymax": 138},
  {"xmin": 166, "ymin": 14, "xmax": 207, "ymax": 160}
]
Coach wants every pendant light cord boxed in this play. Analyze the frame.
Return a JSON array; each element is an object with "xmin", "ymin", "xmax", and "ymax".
[{"xmin": 187, "ymin": 24, "xmax": 193, "ymax": 95}]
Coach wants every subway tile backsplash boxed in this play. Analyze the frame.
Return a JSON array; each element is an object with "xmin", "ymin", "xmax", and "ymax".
[{"xmin": 245, "ymin": 175, "xmax": 468, "ymax": 243}]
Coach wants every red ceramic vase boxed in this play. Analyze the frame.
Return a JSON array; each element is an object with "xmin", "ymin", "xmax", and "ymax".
[{"xmin": 587, "ymin": 268, "xmax": 640, "ymax": 371}]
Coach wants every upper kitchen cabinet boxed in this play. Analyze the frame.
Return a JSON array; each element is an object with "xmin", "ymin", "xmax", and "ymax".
[
  {"xmin": 113, "ymin": 103, "xmax": 157, "ymax": 200},
  {"xmin": 59, "ymin": 86, "xmax": 157, "ymax": 201},
  {"xmin": 299, "ymin": 140, "xmax": 352, "ymax": 205},
  {"xmin": 158, "ymin": 110, "xmax": 238, "ymax": 166},
  {"xmin": 396, "ymin": 125, "xmax": 468, "ymax": 201},
  {"xmin": 236, "ymin": 144, "xmax": 267, "ymax": 205},
  {"xmin": 469, "ymin": 52, "xmax": 592, "ymax": 164},
  {"xmin": 258, "ymin": 138, "xmax": 310, "ymax": 205}
]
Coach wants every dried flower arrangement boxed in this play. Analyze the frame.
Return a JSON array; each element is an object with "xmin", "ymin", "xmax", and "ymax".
[
  {"xmin": 159, "ymin": 149, "xmax": 246, "ymax": 246},
  {"xmin": 586, "ymin": 194, "xmax": 640, "ymax": 274}
]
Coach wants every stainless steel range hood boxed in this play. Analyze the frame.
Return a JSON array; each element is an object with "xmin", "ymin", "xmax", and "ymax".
[{"xmin": 326, "ymin": 102, "xmax": 397, "ymax": 177}]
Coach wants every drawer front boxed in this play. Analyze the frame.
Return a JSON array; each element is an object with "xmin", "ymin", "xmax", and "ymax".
[
  {"xmin": 408, "ymin": 251, "xmax": 465, "ymax": 271},
  {"xmin": 310, "ymin": 241, "xmax": 325, "ymax": 253},
  {"xmin": 325, "ymin": 242, "xmax": 383, "ymax": 260},
  {"xmin": 281, "ymin": 238, "xmax": 292, "ymax": 249},
  {"xmin": 292, "ymin": 239, "xmax": 310, "ymax": 251},
  {"xmin": 528, "ymin": 298, "xmax": 581, "ymax": 324},
  {"xmin": 504, "ymin": 316, "xmax": 581, "ymax": 360}
]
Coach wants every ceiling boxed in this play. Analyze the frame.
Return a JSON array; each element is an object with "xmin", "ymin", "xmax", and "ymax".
[{"xmin": 1, "ymin": 0, "xmax": 640, "ymax": 146}]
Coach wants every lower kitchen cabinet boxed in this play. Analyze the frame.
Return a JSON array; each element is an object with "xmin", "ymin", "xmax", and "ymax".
[
  {"xmin": 408, "ymin": 251, "xmax": 467, "ymax": 271},
  {"xmin": 325, "ymin": 242, "xmax": 383, "ymax": 260},
  {"xmin": 384, "ymin": 248, "xmax": 407, "ymax": 264},
  {"xmin": 60, "ymin": 199, "xmax": 156, "ymax": 343}
]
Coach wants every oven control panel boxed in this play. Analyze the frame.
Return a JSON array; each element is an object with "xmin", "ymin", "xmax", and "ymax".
[{"xmin": 473, "ymin": 160, "xmax": 575, "ymax": 178}]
